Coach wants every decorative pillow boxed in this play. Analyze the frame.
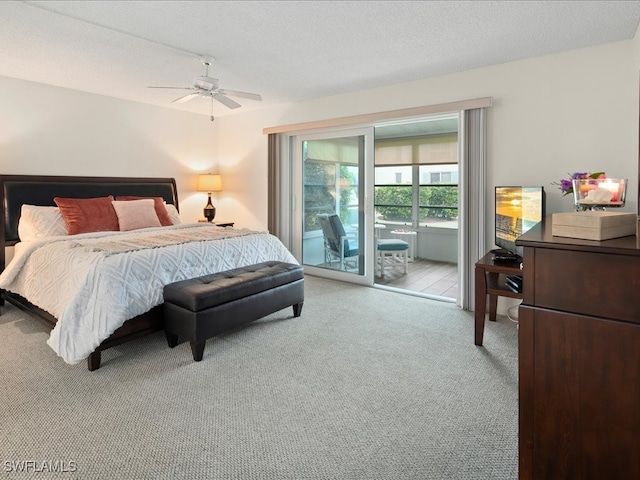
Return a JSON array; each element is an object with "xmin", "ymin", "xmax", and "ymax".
[
  {"xmin": 18, "ymin": 205, "xmax": 68, "ymax": 241},
  {"xmin": 111, "ymin": 199, "xmax": 162, "ymax": 231},
  {"xmin": 164, "ymin": 203, "xmax": 182, "ymax": 225},
  {"xmin": 115, "ymin": 196, "xmax": 173, "ymax": 226},
  {"xmin": 54, "ymin": 196, "xmax": 120, "ymax": 235}
]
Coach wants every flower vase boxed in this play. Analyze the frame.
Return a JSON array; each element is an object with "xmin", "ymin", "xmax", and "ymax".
[{"xmin": 572, "ymin": 178, "xmax": 627, "ymax": 212}]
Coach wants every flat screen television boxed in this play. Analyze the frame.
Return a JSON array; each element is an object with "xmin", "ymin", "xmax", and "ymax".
[{"xmin": 494, "ymin": 186, "xmax": 545, "ymax": 259}]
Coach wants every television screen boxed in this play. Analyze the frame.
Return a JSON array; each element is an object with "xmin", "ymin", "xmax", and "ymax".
[{"xmin": 495, "ymin": 186, "xmax": 545, "ymax": 258}]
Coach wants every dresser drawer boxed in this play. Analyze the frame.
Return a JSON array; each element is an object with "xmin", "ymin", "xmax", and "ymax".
[{"xmin": 528, "ymin": 248, "xmax": 640, "ymax": 323}]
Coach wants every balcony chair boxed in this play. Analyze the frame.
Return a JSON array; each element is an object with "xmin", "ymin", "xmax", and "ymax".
[{"xmin": 317, "ymin": 213, "xmax": 359, "ymax": 271}]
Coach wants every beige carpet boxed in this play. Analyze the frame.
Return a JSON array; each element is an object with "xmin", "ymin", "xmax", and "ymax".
[{"xmin": 0, "ymin": 275, "xmax": 518, "ymax": 479}]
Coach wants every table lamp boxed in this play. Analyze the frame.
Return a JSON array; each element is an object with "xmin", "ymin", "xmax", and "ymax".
[{"xmin": 197, "ymin": 174, "xmax": 222, "ymax": 222}]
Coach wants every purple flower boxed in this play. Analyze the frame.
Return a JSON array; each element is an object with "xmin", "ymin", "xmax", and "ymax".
[
  {"xmin": 554, "ymin": 171, "xmax": 605, "ymax": 196},
  {"xmin": 559, "ymin": 179, "xmax": 573, "ymax": 193},
  {"xmin": 571, "ymin": 172, "xmax": 589, "ymax": 180}
]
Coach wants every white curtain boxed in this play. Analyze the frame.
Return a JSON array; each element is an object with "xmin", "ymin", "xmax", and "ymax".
[
  {"xmin": 268, "ymin": 133, "xmax": 294, "ymax": 249},
  {"xmin": 458, "ymin": 108, "xmax": 487, "ymax": 310},
  {"xmin": 267, "ymin": 133, "xmax": 279, "ymax": 236}
]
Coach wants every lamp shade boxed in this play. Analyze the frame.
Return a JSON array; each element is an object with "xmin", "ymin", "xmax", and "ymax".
[{"xmin": 197, "ymin": 174, "xmax": 222, "ymax": 192}]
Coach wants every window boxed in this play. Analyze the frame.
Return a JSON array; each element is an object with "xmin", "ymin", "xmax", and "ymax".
[
  {"xmin": 302, "ymin": 135, "xmax": 360, "ymax": 235},
  {"xmin": 374, "ymin": 166, "xmax": 413, "ymax": 224},
  {"xmin": 424, "ymin": 170, "xmax": 456, "ymax": 184},
  {"xmin": 374, "ymin": 133, "xmax": 458, "ymax": 228},
  {"xmin": 419, "ymin": 165, "xmax": 458, "ymax": 224}
]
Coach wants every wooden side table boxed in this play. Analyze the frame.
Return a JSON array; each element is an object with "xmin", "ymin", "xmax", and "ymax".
[{"xmin": 474, "ymin": 252, "xmax": 522, "ymax": 346}]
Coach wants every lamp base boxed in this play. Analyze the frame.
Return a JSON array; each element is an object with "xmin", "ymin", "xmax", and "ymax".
[
  {"xmin": 204, "ymin": 194, "xmax": 216, "ymax": 222},
  {"xmin": 204, "ymin": 206, "xmax": 216, "ymax": 222}
]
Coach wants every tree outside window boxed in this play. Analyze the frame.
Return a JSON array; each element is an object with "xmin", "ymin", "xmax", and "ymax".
[
  {"xmin": 303, "ymin": 160, "xmax": 356, "ymax": 232},
  {"xmin": 374, "ymin": 164, "xmax": 458, "ymax": 226}
]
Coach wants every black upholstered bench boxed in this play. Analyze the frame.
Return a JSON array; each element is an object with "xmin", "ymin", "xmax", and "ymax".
[{"xmin": 163, "ymin": 261, "xmax": 304, "ymax": 361}]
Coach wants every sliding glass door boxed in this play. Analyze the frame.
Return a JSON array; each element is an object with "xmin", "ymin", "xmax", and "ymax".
[
  {"xmin": 292, "ymin": 128, "xmax": 374, "ymax": 285},
  {"xmin": 270, "ymin": 105, "xmax": 487, "ymax": 306}
]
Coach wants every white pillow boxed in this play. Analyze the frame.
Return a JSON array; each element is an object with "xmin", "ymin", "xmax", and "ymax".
[
  {"xmin": 164, "ymin": 203, "xmax": 182, "ymax": 225},
  {"xmin": 18, "ymin": 205, "xmax": 68, "ymax": 241},
  {"xmin": 111, "ymin": 199, "xmax": 161, "ymax": 231}
]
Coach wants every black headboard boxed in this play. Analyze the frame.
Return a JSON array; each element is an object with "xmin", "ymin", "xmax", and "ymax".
[{"xmin": 1, "ymin": 175, "xmax": 178, "ymax": 269}]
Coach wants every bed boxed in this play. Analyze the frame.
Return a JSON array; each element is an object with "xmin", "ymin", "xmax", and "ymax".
[{"xmin": 0, "ymin": 174, "xmax": 297, "ymax": 370}]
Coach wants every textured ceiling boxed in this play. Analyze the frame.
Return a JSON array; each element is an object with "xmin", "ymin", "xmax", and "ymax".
[{"xmin": 1, "ymin": 1, "xmax": 640, "ymax": 118}]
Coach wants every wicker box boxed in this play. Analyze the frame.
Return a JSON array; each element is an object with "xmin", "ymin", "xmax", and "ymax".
[{"xmin": 551, "ymin": 211, "xmax": 637, "ymax": 241}]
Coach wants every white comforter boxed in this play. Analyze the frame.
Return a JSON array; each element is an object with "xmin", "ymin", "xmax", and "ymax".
[{"xmin": 0, "ymin": 223, "xmax": 297, "ymax": 364}]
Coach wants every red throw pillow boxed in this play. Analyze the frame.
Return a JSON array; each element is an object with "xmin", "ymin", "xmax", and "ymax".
[
  {"xmin": 115, "ymin": 196, "xmax": 173, "ymax": 226},
  {"xmin": 54, "ymin": 196, "xmax": 120, "ymax": 235}
]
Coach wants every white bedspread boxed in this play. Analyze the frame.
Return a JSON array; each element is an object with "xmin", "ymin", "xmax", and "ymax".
[{"xmin": 0, "ymin": 223, "xmax": 297, "ymax": 364}]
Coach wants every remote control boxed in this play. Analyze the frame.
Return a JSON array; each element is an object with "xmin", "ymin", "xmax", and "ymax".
[{"xmin": 493, "ymin": 255, "xmax": 518, "ymax": 262}]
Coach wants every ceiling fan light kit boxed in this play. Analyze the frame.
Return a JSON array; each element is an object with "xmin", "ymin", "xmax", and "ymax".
[
  {"xmin": 148, "ymin": 55, "xmax": 261, "ymax": 121},
  {"xmin": 195, "ymin": 77, "xmax": 217, "ymax": 90}
]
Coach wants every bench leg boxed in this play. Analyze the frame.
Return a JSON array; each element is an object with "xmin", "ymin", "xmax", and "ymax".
[
  {"xmin": 293, "ymin": 302, "xmax": 303, "ymax": 317},
  {"xmin": 165, "ymin": 331, "xmax": 179, "ymax": 348},
  {"xmin": 190, "ymin": 340, "xmax": 206, "ymax": 362}
]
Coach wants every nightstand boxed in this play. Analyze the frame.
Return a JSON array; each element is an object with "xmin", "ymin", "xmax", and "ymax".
[{"xmin": 198, "ymin": 219, "xmax": 234, "ymax": 227}]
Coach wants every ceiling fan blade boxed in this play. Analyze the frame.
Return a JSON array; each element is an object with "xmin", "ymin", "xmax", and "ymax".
[
  {"xmin": 172, "ymin": 93, "xmax": 200, "ymax": 104},
  {"xmin": 213, "ymin": 93, "xmax": 241, "ymax": 109},
  {"xmin": 147, "ymin": 86, "xmax": 195, "ymax": 90},
  {"xmin": 218, "ymin": 89, "xmax": 262, "ymax": 101}
]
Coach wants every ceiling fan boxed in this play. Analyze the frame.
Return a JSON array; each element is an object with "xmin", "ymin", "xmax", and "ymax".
[{"xmin": 148, "ymin": 55, "xmax": 262, "ymax": 121}]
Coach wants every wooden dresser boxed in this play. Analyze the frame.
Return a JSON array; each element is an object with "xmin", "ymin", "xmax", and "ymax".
[{"xmin": 516, "ymin": 220, "xmax": 640, "ymax": 479}]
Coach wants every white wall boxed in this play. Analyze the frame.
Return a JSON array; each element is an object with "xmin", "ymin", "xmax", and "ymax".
[
  {"xmin": 633, "ymin": 20, "xmax": 640, "ymax": 216},
  {"xmin": 215, "ymin": 108, "xmax": 279, "ymax": 229},
  {"xmin": 0, "ymin": 76, "xmax": 219, "ymax": 223},
  {"xmin": 217, "ymin": 39, "xmax": 639, "ymax": 317},
  {"xmin": 1, "ymin": 38, "xmax": 638, "ymax": 236},
  {"xmin": 219, "ymin": 40, "xmax": 638, "ymax": 238}
]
